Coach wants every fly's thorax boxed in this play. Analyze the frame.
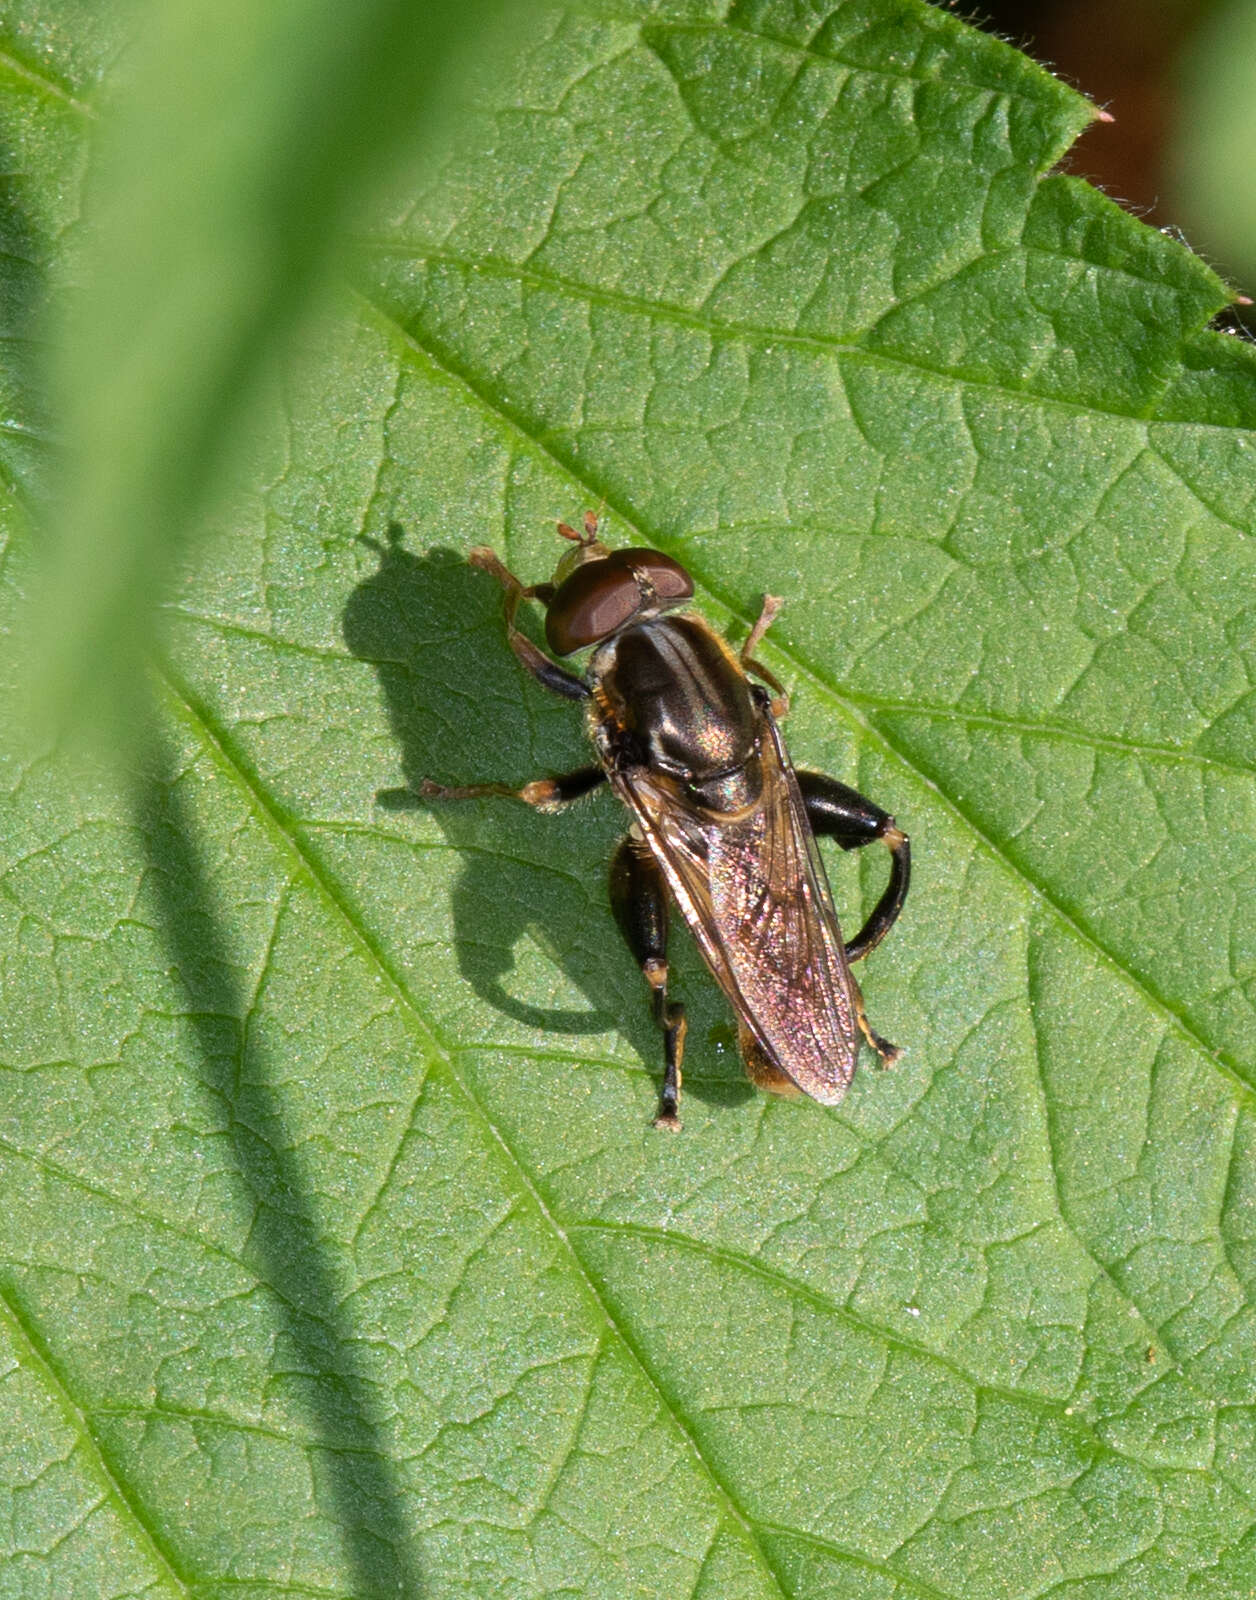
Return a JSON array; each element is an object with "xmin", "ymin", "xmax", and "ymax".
[
  {"xmin": 687, "ymin": 758, "xmax": 762, "ymax": 814},
  {"xmin": 592, "ymin": 614, "xmax": 763, "ymax": 809}
]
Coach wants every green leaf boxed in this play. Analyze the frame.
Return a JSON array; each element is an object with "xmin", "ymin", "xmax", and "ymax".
[
  {"xmin": 5, "ymin": 1, "xmax": 1256, "ymax": 1596},
  {"xmin": 1169, "ymin": 0, "xmax": 1256, "ymax": 297}
]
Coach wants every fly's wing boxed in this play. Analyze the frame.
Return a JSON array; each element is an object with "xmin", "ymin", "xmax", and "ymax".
[{"xmin": 613, "ymin": 712, "xmax": 860, "ymax": 1102}]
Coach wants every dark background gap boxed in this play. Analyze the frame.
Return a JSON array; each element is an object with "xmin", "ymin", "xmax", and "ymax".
[{"xmin": 969, "ymin": 0, "xmax": 1255, "ymax": 335}]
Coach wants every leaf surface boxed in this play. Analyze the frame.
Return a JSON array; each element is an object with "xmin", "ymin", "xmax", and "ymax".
[{"xmin": 3, "ymin": 2, "xmax": 1256, "ymax": 1596}]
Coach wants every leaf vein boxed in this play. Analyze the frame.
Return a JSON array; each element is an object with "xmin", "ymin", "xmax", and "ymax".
[
  {"xmin": 0, "ymin": 1279, "xmax": 191, "ymax": 1593},
  {"xmin": 354, "ymin": 245, "xmax": 1252, "ymax": 441},
  {"xmin": 153, "ymin": 661, "xmax": 794, "ymax": 1600},
  {"xmin": 355, "ymin": 277, "xmax": 1256, "ymax": 1109}
]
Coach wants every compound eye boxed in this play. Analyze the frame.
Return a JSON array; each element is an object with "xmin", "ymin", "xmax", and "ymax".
[
  {"xmin": 630, "ymin": 549, "xmax": 693, "ymax": 602},
  {"xmin": 546, "ymin": 563, "xmax": 642, "ymax": 655}
]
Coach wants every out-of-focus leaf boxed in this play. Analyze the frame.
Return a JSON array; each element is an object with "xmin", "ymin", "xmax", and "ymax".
[
  {"xmin": 29, "ymin": 0, "xmax": 511, "ymax": 729},
  {"xmin": 1170, "ymin": 0, "xmax": 1256, "ymax": 293},
  {"xmin": 3, "ymin": 1, "xmax": 1256, "ymax": 1596}
]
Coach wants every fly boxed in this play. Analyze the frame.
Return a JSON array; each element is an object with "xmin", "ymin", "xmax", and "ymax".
[{"xmin": 421, "ymin": 515, "xmax": 911, "ymax": 1129}]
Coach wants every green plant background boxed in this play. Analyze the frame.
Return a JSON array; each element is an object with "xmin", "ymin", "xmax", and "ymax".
[{"xmin": 4, "ymin": 0, "xmax": 1256, "ymax": 1596}]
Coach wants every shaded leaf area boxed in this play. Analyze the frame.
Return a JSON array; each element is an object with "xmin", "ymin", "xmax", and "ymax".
[{"xmin": 4, "ymin": 1, "xmax": 1256, "ymax": 1597}]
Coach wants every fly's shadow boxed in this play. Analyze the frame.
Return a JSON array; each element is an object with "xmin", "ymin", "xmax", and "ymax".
[{"xmin": 342, "ymin": 526, "xmax": 752, "ymax": 1112}]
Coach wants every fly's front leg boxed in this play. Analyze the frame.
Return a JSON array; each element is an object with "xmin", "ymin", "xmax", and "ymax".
[
  {"xmin": 469, "ymin": 545, "xmax": 587, "ymax": 701},
  {"xmin": 798, "ymin": 771, "xmax": 910, "ymax": 961},
  {"xmin": 609, "ymin": 836, "xmax": 687, "ymax": 1130},
  {"xmin": 419, "ymin": 764, "xmax": 606, "ymax": 810},
  {"xmin": 740, "ymin": 593, "xmax": 789, "ymax": 717}
]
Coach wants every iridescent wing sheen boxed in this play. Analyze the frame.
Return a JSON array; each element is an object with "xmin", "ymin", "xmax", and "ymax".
[{"xmin": 612, "ymin": 709, "xmax": 860, "ymax": 1102}]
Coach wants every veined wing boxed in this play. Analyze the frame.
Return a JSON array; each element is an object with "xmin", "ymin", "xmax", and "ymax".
[{"xmin": 613, "ymin": 710, "xmax": 860, "ymax": 1102}]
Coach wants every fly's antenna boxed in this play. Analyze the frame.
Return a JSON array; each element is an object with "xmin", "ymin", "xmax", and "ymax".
[
  {"xmin": 553, "ymin": 507, "xmax": 611, "ymax": 581},
  {"xmin": 557, "ymin": 510, "xmax": 601, "ymax": 546}
]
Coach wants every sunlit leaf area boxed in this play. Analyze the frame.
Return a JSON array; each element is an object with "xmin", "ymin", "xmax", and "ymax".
[{"xmin": 2, "ymin": 1, "xmax": 1256, "ymax": 1594}]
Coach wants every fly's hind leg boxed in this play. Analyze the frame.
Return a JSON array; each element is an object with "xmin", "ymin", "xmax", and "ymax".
[
  {"xmin": 851, "ymin": 987, "xmax": 903, "ymax": 1069},
  {"xmin": 798, "ymin": 769, "xmax": 910, "ymax": 1068},
  {"xmin": 797, "ymin": 771, "xmax": 910, "ymax": 963},
  {"xmin": 609, "ymin": 837, "xmax": 687, "ymax": 1130}
]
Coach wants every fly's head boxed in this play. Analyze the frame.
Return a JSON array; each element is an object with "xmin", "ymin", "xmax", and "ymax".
[{"xmin": 543, "ymin": 512, "xmax": 694, "ymax": 656}]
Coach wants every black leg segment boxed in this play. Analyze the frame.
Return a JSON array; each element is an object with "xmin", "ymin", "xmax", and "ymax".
[
  {"xmin": 610, "ymin": 836, "xmax": 687, "ymax": 1130},
  {"xmin": 797, "ymin": 770, "xmax": 910, "ymax": 964}
]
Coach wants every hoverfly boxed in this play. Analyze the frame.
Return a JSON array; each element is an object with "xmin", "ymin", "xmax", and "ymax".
[{"xmin": 421, "ymin": 515, "xmax": 910, "ymax": 1129}]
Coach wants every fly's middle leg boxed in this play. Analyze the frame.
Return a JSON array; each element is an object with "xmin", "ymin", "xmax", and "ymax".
[
  {"xmin": 418, "ymin": 764, "xmax": 606, "ymax": 811},
  {"xmin": 610, "ymin": 836, "xmax": 687, "ymax": 1130}
]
